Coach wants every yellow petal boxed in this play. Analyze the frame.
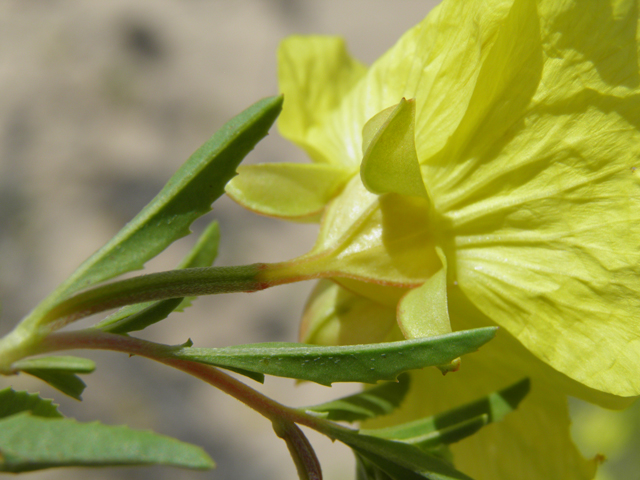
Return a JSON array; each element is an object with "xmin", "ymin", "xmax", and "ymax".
[
  {"xmin": 445, "ymin": 287, "xmax": 634, "ymax": 410},
  {"xmin": 282, "ymin": 0, "xmax": 512, "ymax": 170},
  {"xmin": 225, "ymin": 163, "xmax": 351, "ymax": 222},
  {"xmin": 303, "ymin": 284, "xmax": 603, "ymax": 478},
  {"xmin": 368, "ymin": 289, "xmax": 600, "ymax": 480},
  {"xmin": 395, "ymin": 374, "xmax": 598, "ymax": 480},
  {"xmin": 399, "ymin": 0, "xmax": 515, "ymax": 162},
  {"xmin": 303, "ymin": 176, "xmax": 441, "ymax": 287},
  {"xmin": 277, "ymin": 36, "xmax": 366, "ymax": 165},
  {"xmin": 423, "ymin": 0, "xmax": 640, "ymax": 396}
]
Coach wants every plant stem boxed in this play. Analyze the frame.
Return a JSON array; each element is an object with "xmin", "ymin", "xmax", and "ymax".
[
  {"xmin": 37, "ymin": 329, "xmax": 347, "ymax": 479},
  {"xmin": 38, "ymin": 329, "xmax": 344, "ymax": 434},
  {"xmin": 0, "ymin": 259, "xmax": 333, "ymax": 373},
  {"xmin": 42, "ymin": 265, "xmax": 267, "ymax": 330}
]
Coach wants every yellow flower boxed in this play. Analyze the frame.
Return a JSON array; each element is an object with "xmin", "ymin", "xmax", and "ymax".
[{"xmin": 227, "ymin": 0, "xmax": 640, "ymax": 477}]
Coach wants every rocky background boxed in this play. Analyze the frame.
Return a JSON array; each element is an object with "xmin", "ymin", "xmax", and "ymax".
[{"xmin": 0, "ymin": 2, "xmax": 439, "ymax": 479}]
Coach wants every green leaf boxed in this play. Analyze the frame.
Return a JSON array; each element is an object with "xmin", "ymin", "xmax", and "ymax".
[
  {"xmin": 414, "ymin": 415, "xmax": 489, "ymax": 450},
  {"xmin": 96, "ymin": 298, "xmax": 184, "ymax": 335},
  {"xmin": 361, "ymin": 378, "xmax": 530, "ymax": 448},
  {"xmin": 12, "ymin": 356, "xmax": 96, "ymax": 373},
  {"xmin": 12, "ymin": 356, "xmax": 97, "ymax": 401},
  {"xmin": 175, "ymin": 327, "xmax": 496, "ymax": 386},
  {"xmin": 176, "ymin": 220, "xmax": 221, "ymax": 271},
  {"xmin": 305, "ymin": 373, "xmax": 410, "ymax": 422},
  {"xmin": 94, "ymin": 221, "xmax": 221, "ymax": 334},
  {"xmin": 62, "ymin": 97, "xmax": 280, "ymax": 295},
  {"xmin": 0, "ymin": 412, "xmax": 214, "ymax": 472},
  {"xmin": 355, "ymin": 453, "xmax": 394, "ymax": 480},
  {"xmin": 219, "ymin": 366, "xmax": 265, "ymax": 384},
  {"xmin": 329, "ymin": 427, "xmax": 473, "ymax": 480},
  {"xmin": 0, "ymin": 389, "xmax": 62, "ymax": 419},
  {"xmin": 20, "ymin": 370, "xmax": 87, "ymax": 401},
  {"xmin": 29, "ymin": 96, "xmax": 282, "ymax": 329},
  {"xmin": 352, "ymin": 447, "xmax": 465, "ymax": 480}
]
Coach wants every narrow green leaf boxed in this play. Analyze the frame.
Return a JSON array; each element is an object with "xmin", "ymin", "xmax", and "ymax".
[
  {"xmin": 0, "ymin": 389, "xmax": 62, "ymax": 419},
  {"xmin": 12, "ymin": 356, "xmax": 96, "ymax": 373},
  {"xmin": 354, "ymin": 449, "xmax": 446, "ymax": 480},
  {"xmin": 12, "ymin": 356, "xmax": 97, "ymax": 401},
  {"xmin": 96, "ymin": 298, "xmax": 184, "ymax": 334},
  {"xmin": 24, "ymin": 96, "xmax": 281, "ymax": 334},
  {"xmin": 0, "ymin": 412, "xmax": 215, "ymax": 472},
  {"xmin": 176, "ymin": 220, "xmax": 221, "ymax": 270},
  {"xmin": 355, "ymin": 453, "xmax": 394, "ymax": 480},
  {"xmin": 220, "ymin": 366, "xmax": 265, "ymax": 384},
  {"xmin": 353, "ymin": 448, "xmax": 460, "ymax": 480},
  {"xmin": 175, "ymin": 328, "xmax": 496, "ymax": 386},
  {"xmin": 330, "ymin": 428, "xmax": 472, "ymax": 480},
  {"xmin": 361, "ymin": 378, "xmax": 530, "ymax": 446},
  {"xmin": 305, "ymin": 374, "xmax": 410, "ymax": 422},
  {"xmin": 94, "ymin": 221, "xmax": 221, "ymax": 334},
  {"xmin": 413, "ymin": 415, "xmax": 489, "ymax": 450},
  {"xmin": 59, "ymin": 97, "xmax": 281, "ymax": 296},
  {"xmin": 21, "ymin": 370, "xmax": 87, "ymax": 401}
]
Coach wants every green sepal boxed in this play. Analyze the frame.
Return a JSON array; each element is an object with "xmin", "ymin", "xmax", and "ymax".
[
  {"xmin": 360, "ymin": 98, "xmax": 427, "ymax": 198},
  {"xmin": 0, "ymin": 412, "xmax": 214, "ymax": 472},
  {"xmin": 0, "ymin": 388, "xmax": 62, "ymax": 420},
  {"xmin": 175, "ymin": 328, "xmax": 496, "ymax": 386},
  {"xmin": 304, "ymin": 373, "xmax": 410, "ymax": 422},
  {"xmin": 226, "ymin": 163, "xmax": 352, "ymax": 222},
  {"xmin": 398, "ymin": 248, "xmax": 450, "ymax": 340}
]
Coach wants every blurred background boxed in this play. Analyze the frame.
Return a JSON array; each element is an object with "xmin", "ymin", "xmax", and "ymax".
[
  {"xmin": 0, "ymin": 2, "xmax": 437, "ymax": 479},
  {"xmin": 0, "ymin": 1, "xmax": 637, "ymax": 479}
]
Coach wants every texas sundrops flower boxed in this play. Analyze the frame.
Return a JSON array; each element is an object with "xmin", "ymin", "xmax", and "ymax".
[{"xmin": 226, "ymin": 0, "xmax": 640, "ymax": 477}]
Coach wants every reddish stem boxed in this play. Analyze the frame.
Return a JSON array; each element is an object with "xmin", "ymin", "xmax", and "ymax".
[{"xmin": 39, "ymin": 329, "xmax": 337, "ymax": 433}]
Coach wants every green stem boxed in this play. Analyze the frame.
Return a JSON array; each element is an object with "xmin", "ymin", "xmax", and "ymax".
[
  {"xmin": 41, "ymin": 257, "xmax": 339, "ymax": 332},
  {"xmin": 0, "ymin": 259, "xmax": 330, "ymax": 374},
  {"xmin": 43, "ymin": 264, "xmax": 267, "ymax": 330}
]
